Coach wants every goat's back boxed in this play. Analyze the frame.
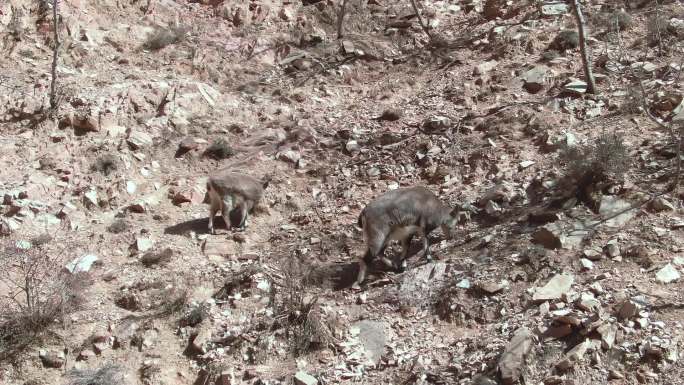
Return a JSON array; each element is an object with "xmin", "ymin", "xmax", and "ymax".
[
  {"xmin": 361, "ymin": 186, "xmax": 447, "ymax": 228},
  {"xmin": 208, "ymin": 172, "xmax": 264, "ymax": 202}
]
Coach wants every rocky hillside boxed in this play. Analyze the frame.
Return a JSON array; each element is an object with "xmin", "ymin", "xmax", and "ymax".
[{"xmin": 1, "ymin": 0, "xmax": 684, "ymax": 384}]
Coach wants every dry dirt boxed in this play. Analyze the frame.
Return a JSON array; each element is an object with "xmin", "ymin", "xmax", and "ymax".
[{"xmin": 1, "ymin": 0, "xmax": 684, "ymax": 385}]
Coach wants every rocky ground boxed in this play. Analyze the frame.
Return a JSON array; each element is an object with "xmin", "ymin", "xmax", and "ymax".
[{"xmin": 1, "ymin": 0, "xmax": 684, "ymax": 384}]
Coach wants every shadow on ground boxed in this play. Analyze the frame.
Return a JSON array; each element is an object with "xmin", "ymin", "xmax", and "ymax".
[{"xmin": 164, "ymin": 218, "xmax": 215, "ymax": 236}]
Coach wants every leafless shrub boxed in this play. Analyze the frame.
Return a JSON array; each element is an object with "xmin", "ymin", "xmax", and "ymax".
[
  {"xmin": 143, "ymin": 25, "xmax": 188, "ymax": 51},
  {"xmin": 270, "ymin": 258, "xmax": 333, "ymax": 356},
  {"xmin": 646, "ymin": 14, "xmax": 669, "ymax": 48},
  {"xmin": 8, "ymin": 6, "xmax": 24, "ymax": 40},
  {"xmin": 432, "ymin": 284, "xmax": 469, "ymax": 324},
  {"xmin": 91, "ymin": 154, "xmax": 118, "ymax": 176},
  {"xmin": 561, "ymin": 132, "xmax": 630, "ymax": 183},
  {"xmin": 610, "ymin": 10, "xmax": 633, "ymax": 31},
  {"xmin": 67, "ymin": 363, "xmax": 127, "ymax": 385},
  {"xmin": 203, "ymin": 139, "xmax": 234, "ymax": 160},
  {"xmin": 550, "ymin": 30, "xmax": 579, "ymax": 51},
  {"xmin": 0, "ymin": 239, "xmax": 86, "ymax": 355},
  {"xmin": 179, "ymin": 303, "xmax": 209, "ymax": 327},
  {"xmin": 107, "ymin": 218, "xmax": 129, "ymax": 234}
]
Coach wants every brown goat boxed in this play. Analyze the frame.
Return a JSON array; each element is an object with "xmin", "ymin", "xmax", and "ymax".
[
  {"xmin": 206, "ymin": 171, "xmax": 270, "ymax": 233},
  {"xmin": 354, "ymin": 186, "xmax": 457, "ymax": 288}
]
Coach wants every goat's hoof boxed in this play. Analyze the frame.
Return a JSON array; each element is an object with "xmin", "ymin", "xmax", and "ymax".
[
  {"xmin": 351, "ymin": 282, "xmax": 362, "ymax": 291},
  {"xmin": 397, "ymin": 260, "xmax": 408, "ymax": 272}
]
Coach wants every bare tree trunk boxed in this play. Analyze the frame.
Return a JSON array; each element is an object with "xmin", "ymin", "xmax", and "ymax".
[
  {"xmin": 337, "ymin": 0, "xmax": 348, "ymax": 39},
  {"xmin": 49, "ymin": 0, "xmax": 59, "ymax": 109},
  {"xmin": 571, "ymin": 0, "xmax": 597, "ymax": 94},
  {"xmin": 408, "ymin": 0, "xmax": 432, "ymax": 41}
]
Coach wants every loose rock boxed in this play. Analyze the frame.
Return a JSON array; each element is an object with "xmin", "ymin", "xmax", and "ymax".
[
  {"xmin": 498, "ymin": 328, "xmax": 533, "ymax": 385},
  {"xmin": 533, "ymin": 274, "xmax": 574, "ymax": 302},
  {"xmin": 656, "ymin": 263, "xmax": 680, "ymax": 284}
]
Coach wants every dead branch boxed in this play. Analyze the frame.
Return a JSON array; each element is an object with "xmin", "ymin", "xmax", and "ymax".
[
  {"xmin": 337, "ymin": 0, "xmax": 348, "ymax": 39},
  {"xmin": 408, "ymin": 0, "xmax": 432, "ymax": 41},
  {"xmin": 570, "ymin": 0, "xmax": 597, "ymax": 94},
  {"xmin": 49, "ymin": 0, "xmax": 59, "ymax": 110}
]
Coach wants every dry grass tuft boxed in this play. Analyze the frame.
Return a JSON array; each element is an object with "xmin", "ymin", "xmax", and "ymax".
[{"xmin": 143, "ymin": 25, "xmax": 188, "ymax": 51}]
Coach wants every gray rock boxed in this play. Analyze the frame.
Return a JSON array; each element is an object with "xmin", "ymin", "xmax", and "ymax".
[
  {"xmin": 345, "ymin": 140, "xmax": 360, "ymax": 154},
  {"xmin": 583, "ymin": 248, "xmax": 602, "ymax": 261},
  {"xmin": 532, "ymin": 222, "xmax": 586, "ymax": 250},
  {"xmin": 519, "ymin": 160, "xmax": 535, "ymax": 170},
  {"xmin": 277, "ymin": 149, "xmax": 301, "ymax": 164},
  {"xmin": 599, "ymin": 196, "xmax": 637, "ymax": 227},
  {"xmin": 563, "ymin": 79, "xmax": 588, "ymax": 97},
  {"xmin": 84, "ymin": 189, "xmax": 99, "ymax": 207},
  {"xmin": 577, "ymin": 292, "xmax": 600, "ymax": 312},
  {"xmin": 127, "ymin": 130, "xmax": 154, "ymax": 149},
  {"xmin": 294, "ymin": 371, "xmax": 318, "ymax": 385},
  {"xmin": 556, "ymin": 340, "xmax": 590, "ymax": 370},
  {"xmin": 351, "ymin": 320, "xmax": 386, "ymax": 366},
  {"xmin": 522, "ymin": 66, "xmax": 549, "ymax": 93},
  {"xmin": 605, "ymin": 240, "xmax": 620, "ymax": 258},
  {"xmin": 541, "ymin": 2, "xmax": 569, "ymax": 16},
  {"xmin": 533, "ymin": 274, "xmax": 574, "ymax": 302},
  {"xmin": 650, "ymin": 197, "xmax": 675, "ymax": 212},
  {"xmin": 474, "ymin": 60, "xmax": 498, "ymax": 75},
  {"xmin": 39, "ymin": 349, "xmax": 65, "ymax": 368},
  {"xmin": 422, "ymin": 115, "xmax": 452, "ymax": 132},
  {"xmin": 498, "ymin": 328, "xmax": 533, "ymax": 385},
  {"xmin": 191, "ymin": 325, "xmax": 212, "ymax": 354},
  {"xmin": 65, "ymin": 254, "xmax": 100, "ymax": 273},
  {"xmin": 580, "ymin": 258, "xmax": 594, "ymax": 270},
  {"xmin": 597, "ymin": 322, "xmax": 617, "ymax": 349},
  {"xmin": 0, "ymin": 217, "xmax": 21, "ymax": 235},
  {"xmin": 656, "ymin": 263, "xmax": 680, "ymax": 284},
  {"xmin": 136, "ymin": 237, "xmax": 154, "ymax": 253}
]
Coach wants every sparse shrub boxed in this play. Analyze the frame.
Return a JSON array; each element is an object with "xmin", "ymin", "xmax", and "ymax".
[
  {"xmin": 550, "ymin": 30, "xmax": 579, "ymax": 51},
  {"xmin": 0, "ymin": 239, "xmax": 85, "ymax": 356},
  {"xmin": 271, "ymin": 258, "xmax": 333, "ymax": 356},
  {"xmin": 91, "ymin": 154, "xmax": 118, "ymax": 176},
  {"xmin": 179, "ymin": 303, "xmax": 208, "ymax": 327},
  {"xmin": 154, "ymin": 286, "xmax": 188, "ymax": 316},
  {"xmin": 67, "ymin": 363, "xmax": 126, "ymax": 385},
  {"xmin": 561, "ymin": 132, "xmax": 630, "ymax": 182},
  {"xmin": 203, "ymin": 139, "xmax": 234, "ymax": 160},
  {"xmin": 609, "ymin": 10, "xmax": 633, "ymax": 31},
  {"xmin": 558, "ymin": 133, "xmax": 630, "ymax": 211},
  {"xmin": 143, "ymin": 25, "xmax": 188, "ymax": 51},
  {"xmin": 646, "ymin": 15, "xmax": 669, "ymax": 47},
  {"xmin": 107, "ymin": 218, "xmax": 129, "ymax": 234}
]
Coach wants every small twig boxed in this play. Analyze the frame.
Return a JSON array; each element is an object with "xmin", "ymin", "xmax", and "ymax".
[{"xmin": 408, "ymin": 0, "xmax": 432, "ymax": 41}]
